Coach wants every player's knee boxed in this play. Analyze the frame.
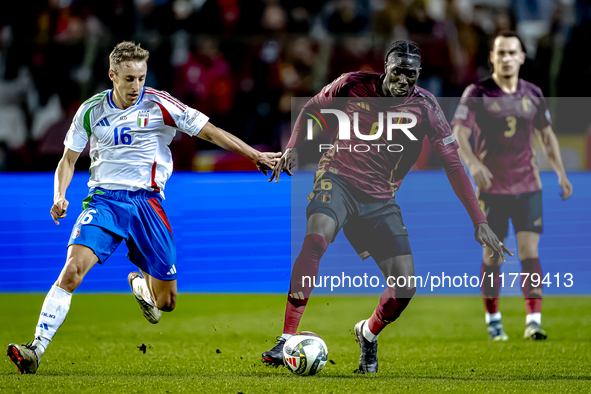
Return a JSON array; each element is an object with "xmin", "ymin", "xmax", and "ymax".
[
  {"xmin": 307, "ymin": 214, "xmax": 335, "ymax": 244},
  {"xmin": 397, "ymin": 284, "xmax": 416, "ymax": 300},
  {"xmin": 518, "ymin": 245, "xmax": 537, "ymax": 261},
  {"xmin": 56, "ymin": 262, "xmax": 84, "ymax": 292},
  {"xmin": 483, "ymin": 251, "xmax": 502, "ymax": 267}
]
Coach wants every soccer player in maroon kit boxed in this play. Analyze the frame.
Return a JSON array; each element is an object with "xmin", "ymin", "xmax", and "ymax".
[
  {"xmin": 262, "ymin": 40, "xmax": 511, "ymax": 373},
  {"xmin": 452, "ymin": 32, "xmax": 573, "ymax": 341}
]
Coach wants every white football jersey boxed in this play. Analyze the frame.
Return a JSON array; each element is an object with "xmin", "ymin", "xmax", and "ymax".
[{"xmin": 64, "ymin": 87, "xmax": 209, "ymax": 194}]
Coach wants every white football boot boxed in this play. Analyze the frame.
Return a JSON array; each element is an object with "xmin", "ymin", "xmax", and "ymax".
[{"xmin": 128, "ymin": 272, "xmax": 161, "ymax": 324}]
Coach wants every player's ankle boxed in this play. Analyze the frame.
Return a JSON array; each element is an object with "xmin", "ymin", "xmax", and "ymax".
[
  {"xmin": 281, "ymin": 333, "xmax": 292, "ymax": 341},
  {"xmin": 362, "ymin": 321, "xmax": 379, "ymax": 342},
  {"xmin": 526, "ymin": 313, "xmax": 541, "ymax": 325},
  {"xmin": 32, "ymin": 338, "xmax": 46, "ymax": 359},
  {"xmin": 486, "ymin": 311, "xmax": 502, "ymax": 324}
]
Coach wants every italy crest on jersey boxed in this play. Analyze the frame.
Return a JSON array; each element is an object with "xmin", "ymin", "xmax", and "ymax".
[{"xmin": 137, "ymin": 111, "xmax": 149, "ymax": 128}]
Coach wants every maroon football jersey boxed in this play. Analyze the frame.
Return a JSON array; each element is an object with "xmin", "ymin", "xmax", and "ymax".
[
  {"xmin": 288, "ymin": 72, "xmax": 460, "ymax": 199},
  {"xmin": 451, "ymin": 77, "xmax": 551, "ymax": 195}
]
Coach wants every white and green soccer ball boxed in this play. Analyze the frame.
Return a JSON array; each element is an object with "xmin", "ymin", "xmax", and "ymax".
[{"xmin": 282, "ymin": 331, "xmax": 328, "ymax": 376}]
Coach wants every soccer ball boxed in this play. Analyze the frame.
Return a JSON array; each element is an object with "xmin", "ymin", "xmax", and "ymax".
[{"xmin": 282, "ymin": 331, "xmax": 328, "ymax": 376}]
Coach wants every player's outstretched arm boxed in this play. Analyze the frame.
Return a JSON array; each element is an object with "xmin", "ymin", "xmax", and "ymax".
[
  {"xmin": 438, "ymin": 148, "xmax": 513, "ymax": 261},
  {"xmin": 453, "ymin": 124, "xmax": 493, "ymax": 190},
  {"xmin": 51, "ymin": 148, "xmax": 81, "ymax": 225},
  {"xmin": 197, "ymin": 122, "xmax": 281, "ymax": 175},
  {"xmin": 539, "ymin": 125, "xmax": 573, "ymax": 200},
  {"xmin": 268, "ymin": 148, "xmax": 296, "ymax": 183}
]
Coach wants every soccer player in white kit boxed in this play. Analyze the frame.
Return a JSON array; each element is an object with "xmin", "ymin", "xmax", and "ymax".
[{"xmin": 7, "ymin": 41, "xmax": 281, "ymax": 374}]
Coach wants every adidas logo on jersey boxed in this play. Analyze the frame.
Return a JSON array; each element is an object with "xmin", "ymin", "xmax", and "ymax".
[
  {"xmin": 166, "ymin": 265, "xmax": 177, "ymax": 275},
  {"xmin": 97, "ymin": 117, "xmax": 110, "ymax": 127}
]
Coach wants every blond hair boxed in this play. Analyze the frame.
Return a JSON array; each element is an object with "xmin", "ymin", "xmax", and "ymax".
[{"xmin": 109, "ymin": 41, "xmax": 150, "ymax": 74}]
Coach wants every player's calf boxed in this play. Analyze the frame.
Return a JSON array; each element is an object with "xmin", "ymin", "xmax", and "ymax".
[
  {"xmin": 262, "ymin": 234, "xmax": 328, "ymax": 367},
  {"xmin": 521, "ymin": 258, "xmax": 543, "ymax": 330},
  {"xmin": 142, "ymin": 272, "xmax": 177, "ymax": 312},
  {"xmin": 153, "ymin": 292, "xmax": 176, "ymax": 312},
  {"xmin": 369, "ymin": 285, "xmax": 417, "ymax": 335},
  {"xmin": 353, "ymin": 284, "xmax": 416, "ymax": 374},
  {"xmin": 283, "ymin": 233, "xmax": 327, "ymax": 333}
]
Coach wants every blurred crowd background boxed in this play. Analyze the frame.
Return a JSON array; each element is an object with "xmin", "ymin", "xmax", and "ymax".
[{"xmin": 0, "ymin": 0, "xmax": 590, "ymax": 172}]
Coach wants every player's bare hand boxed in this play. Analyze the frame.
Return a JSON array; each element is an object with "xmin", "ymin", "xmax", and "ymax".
[
  {"xmin": 558, "ymin": 174, "xmax": 573, "ymax": 200},
  {"xmin": 254, "ymin": 151, "xmax": 282, "ymax": 176},
  {"xmin": 50, "ymin": 198, "xmax": 69, "ymax": 225},
  {"xmin": 474, "ymin": 223, "xmax": 512, "ymax": 263},
  {"xmin": 269, "ymin": 148, "xmax": 295, "ymax": 183},
  {"xmin": 469, "ymin": 162, "xmax": 493, "ymax": 190}
]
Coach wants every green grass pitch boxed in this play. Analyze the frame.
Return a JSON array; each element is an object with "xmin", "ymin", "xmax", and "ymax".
[{"xmin": 1, "ymin": 294, "xmax": 590, "ymax": 393}]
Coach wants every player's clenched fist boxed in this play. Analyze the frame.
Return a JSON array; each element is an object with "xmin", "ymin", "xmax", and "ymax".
[
  {"xmin": 558, "ymin": 174, "xmax": 573, "ymax": 200},
  {"xmin": 50, "ymin": 198, "xmax": 69, "ymax": 225}
]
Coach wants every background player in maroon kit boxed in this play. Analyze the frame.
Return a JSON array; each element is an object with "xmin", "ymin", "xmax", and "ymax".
[
  {"xmin": 262, "ymin": 40, "xmax": 511, "ymax": 373},
  {"xmin": 452, "ymin": 32, "xmax": 573, "ymax": 341}
]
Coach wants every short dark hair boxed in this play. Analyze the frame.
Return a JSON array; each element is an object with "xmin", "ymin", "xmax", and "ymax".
[
  {"xmin": 490, "ymin": 31, "xmax": 527, "ymax": 54},
  {"xmin": 384, "ymin": 40, "xmax": 423, "ymax": 64}
]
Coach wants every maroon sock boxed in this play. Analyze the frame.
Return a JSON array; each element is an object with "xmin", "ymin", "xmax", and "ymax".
[
  {"xmin": 481, "ymin": 263, "xmax": 501, "ymax": 314},
  {"xmin": 521, "ymin": 258, "xmax": 543, "ymax": 314},
  {"xmin": 283, "ymin": 234, "xmax": 328, "ymax": 335},
  {"xmin": 367, "ymin": 285, "xmax": 416, "ymax": 336}
]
